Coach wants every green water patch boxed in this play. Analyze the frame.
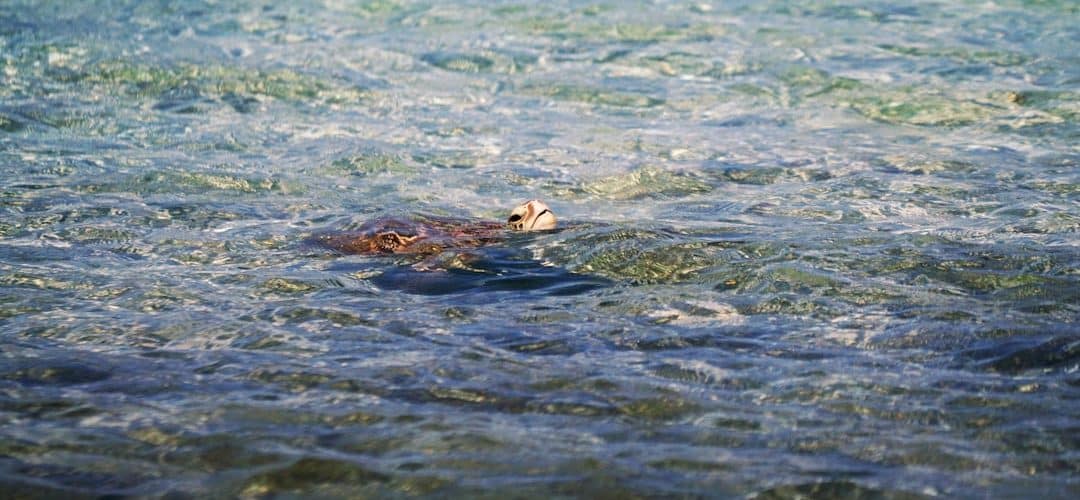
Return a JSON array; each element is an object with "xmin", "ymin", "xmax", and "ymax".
[
  {"xmin": 239, "ymin": 456, "xmax": 389, "ymax": 497},
  {"xmin": 0, "ymin": 272, "xmax": 94, "ymax": 292},
  {"xmin": 57, "ymin": 225, "xmax": 137, "ymax": 245},
  {"xmin": 874, "ymin": 155, "xmax": 980, "ymax": 176},
  {"xmin": 780, "ymin": 66, "xmax": 866, "ymax": 97},
  {"xmin": 707, "ymin": 164, "xmax": 833, "ymax": 185},
  {"xmin": 314, "ymin": 152, "xmax": 415, "ymax": 177},
  {"xmin": 692, "ymin": 249, "xmax": 910, "ymax": 313},
  {"xmin": 70, "ymin": 60, "xmax": 370, "ymax": 107},
  {"xmin": 568, "ymin": 236, "xmax": 719, "ymax": 285},
  {"xmin": 511, "ymin": 11, "xmax": 722, "ymax": 44},
  {"xmin": 546, "ymin": 227, "xmax": 781, "ymax": 285},
  {"xmin": 551, "ymin": 165, "xmax": 711, "ymax": 201},
  {"xmin": 1016, "ymin": 0, "xmax": 1080, "ymax": 11},
  {"xmin": 145, "ymin": 208, "xmax": 245, "ymax": 234},
  {"xmin": 613, "ymin": 51, "xmax": 759, "ymax": 80},
  {"xmin": 75, "ymin": 169, "xmax": 286, "ymax": 197},
  {"xmin": 0, "ymin": 453, "xmax": 154, "ymax": 495},
  {"xmin": 257, "ymin": 277, "xmax": 323, "ymax": 296},
  {"xmin": 246, "ymin": 367, "xmax": 337, "ymax": 392},
  {"xmin": 878, "ymin": 44, "xmax": 1031, "ymax": 67},
  {"xmin": 848, "ymin": 91, "xmax": 992, "ymax": 127},
  {"xmin": 754, "ymin": 480, "xmax": 926, "ymax": 500},
  {"xmin": 652, "ymin": 363, "xmax": 763, "ymax": 392},
  {"xmin": 120, "ymin": 286, "xmax": 210, "ymax": 314},
  {"xmin": 775, "ymin": 66, "xmax": 990, "ymax": 126},
  {"xmin": 848, "ymin": 88, "xmax": 991, "ymax": 128},
  {"xmin": 0, "ymin": 299, "xmax": 44, "ymax": 320},
  {"xmin": 420, "ymin": 50, "xmax": 538, "ymax": 74},
  {"xmin": 615, "ymin": 394, "xmax": 701, "ymax": 421},
  {"xmin": 0, "ymin": 113, "xmax": 27, "ymax": 132},
  {"xmin": 724, "ymin": 66, "xmax": 865, "ymax": 108},
  {"xmin": 1023, "ymin": 182, "xmax": 1080, "ymax": 197},
  {"xmin": 744, "ymin": 203, "xmax": 862, "ymax": 223},
  {"xmin": 868, "ymin": 244, "xmax": 1080, "ymax": 316},
  {"xmin": 411, "ymin": 150, "xmax": 482, "ymax": 170},
  {"xmin": 727, "ymin": 82, "xmax": 783, "ymax": 107},
  {"xmin": 1011, "ymin": 211, "xmax": 1080, "ymax": 235},
  {"xmin": 928, "ymin": 266, "xmax": 1070, "ymax": 297},
  {"xmin": 338, "ymin": 0, "xmax": 414, "ymax": 18},
  {"xmin": 741, "ymin": 64, "xmax": 1002, "ymax": 127},
  {"xmin": 131, "ymin": 431, "xmax": 287, "ymax": 472},
  {"xmin": 0, "ymin": 204, "xmax": 137, "ymax": 239},
  {"xmin": 737, "ymin": 294, "xmax": 831, "ymax": 317},
  {"xmin": 239, "ymin": 457, "xmax": 452, "ymax": 497},
  {"xmin": 0, "ymin": 102, "xmax": 120, "ymax": 135},
  {"xmin": 998, "ymin": 89, "xmax": 1080, "ymax": 124},
  {"xmin": 961, "ymin": 336, "xmax": 1080, "ymax": 375},
  {"xmin": 758, "ymin": 265, "xmax": 843, "ymax": 291},
  {"xmin": 421, "ymin": 52, "xmax": 493, "ymax": 73},
  {"xmin": 2, "ymin": 361, "xmax": 112, "ymax": 385},
  {"xmin": 577, "ymin": 244, "xmax": 714, "ymax": 283},
  {"xmin": 519, "ymin": 83, "xmax": 664, "ymax": 108},
  {"xmin": 0, "ymin": 220, "xmax": 27, "ymax": 238},
  {"xmin": 254, "ymin": 306, "xmax": 376, "ymax": 328}
]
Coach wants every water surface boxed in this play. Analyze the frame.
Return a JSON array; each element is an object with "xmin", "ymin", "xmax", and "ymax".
[{"xmin": 1, "ymin": 0, "xmax": 1078, "ymax": 497}]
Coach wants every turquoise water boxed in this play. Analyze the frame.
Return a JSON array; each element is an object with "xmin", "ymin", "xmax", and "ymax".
[{"xmin": 1, "ymin": 0, "xmax": 1077, "ymax": 497}]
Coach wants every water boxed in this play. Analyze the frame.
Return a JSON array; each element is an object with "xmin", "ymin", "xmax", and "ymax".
[{"xmin": 1, "ymin": 0, "xmax": 1077, "ymax": 497}]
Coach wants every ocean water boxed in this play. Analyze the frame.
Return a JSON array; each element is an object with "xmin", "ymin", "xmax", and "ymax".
[{"xmin": 1, "ymin": 0, "xmax": 1077, "ymax": 497}]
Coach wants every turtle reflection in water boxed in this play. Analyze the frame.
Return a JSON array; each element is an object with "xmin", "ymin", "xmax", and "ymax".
[{"xmin": 313, "ymin": 200, "xmax": 557, "ymax": 256}]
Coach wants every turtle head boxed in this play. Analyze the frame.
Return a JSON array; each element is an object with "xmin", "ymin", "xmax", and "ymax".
[{"xmin": 508, "ymin": 200, "xmax": 556, "ymax": 231}]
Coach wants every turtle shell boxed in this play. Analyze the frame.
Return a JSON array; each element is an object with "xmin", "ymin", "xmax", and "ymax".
[{"xmin": 313, "ymin": 215, "xmax": 505, "ymax": 255}]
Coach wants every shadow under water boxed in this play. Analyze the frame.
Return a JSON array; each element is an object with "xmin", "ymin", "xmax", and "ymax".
[{"xmin": 321, "ymin": 244, "xmax": 612, "ymax": 296}]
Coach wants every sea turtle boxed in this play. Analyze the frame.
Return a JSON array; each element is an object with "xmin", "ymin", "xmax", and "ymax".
[{"xmin": 312, "ymin": 199, "xmax": 556, "ymax": 256}]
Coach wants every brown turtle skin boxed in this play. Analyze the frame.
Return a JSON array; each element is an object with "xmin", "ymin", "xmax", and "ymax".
[
  {"xmin": 314, "ymin": 216, "xmax": 504, "ymax": 255},
  {"xmin": 314, "ymin": 200, "xmax": 556, "ymax": 256}
]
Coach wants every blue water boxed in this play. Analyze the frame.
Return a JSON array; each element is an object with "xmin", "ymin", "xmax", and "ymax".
[{"xmin": 1, "ymin": 0, "xmax": 1078, "ymax": 497}]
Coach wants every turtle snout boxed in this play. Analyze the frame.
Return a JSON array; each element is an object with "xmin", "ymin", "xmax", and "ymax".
[{"xmin": 508, "ymin": 200, "xmax": 556, "ymax": 231}]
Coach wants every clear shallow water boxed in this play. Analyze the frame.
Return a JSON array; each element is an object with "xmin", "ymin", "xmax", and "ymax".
[{"xmin": 1, "ymin": 0, "xmax": 1077, "ymax": 497}]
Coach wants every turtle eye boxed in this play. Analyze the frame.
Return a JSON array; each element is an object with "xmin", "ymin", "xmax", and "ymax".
[{"xmin": 508, "ymin": 214, "xmax": 522, "ymax": 223}]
